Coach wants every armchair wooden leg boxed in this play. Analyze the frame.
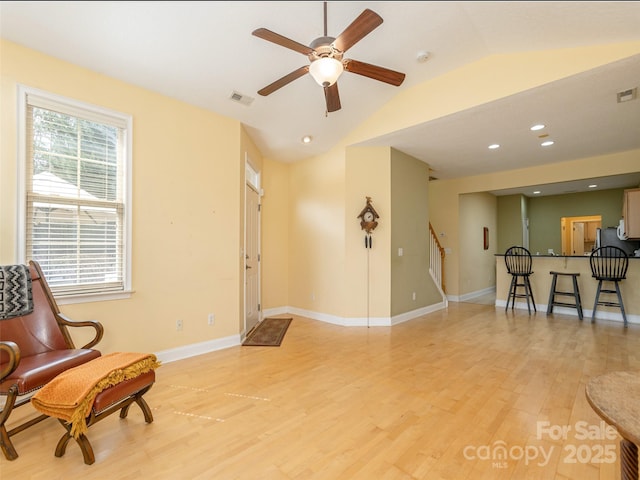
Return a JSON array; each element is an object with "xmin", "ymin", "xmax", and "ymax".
[
  {"xmin": 0, "ymin": 385, "xmax": 19, "ymax": 460},
  {"xmin": 0, "ymin": 424, "xmax": 18, "ymax": 461}
]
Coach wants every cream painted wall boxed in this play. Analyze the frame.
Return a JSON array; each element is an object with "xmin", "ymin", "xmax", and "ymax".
[
  {"xmin": 458, "ymin": 193, "xmax": 497, "ymax": 295},
  {"xmin": 281, "ymin": 143, "xmax": 442, "ymax": 322},
  {"xmin": 1, "ymin": 40, "xmax": 244, "ymax": 354},
  {"xmin": 260, "ymin": 157, "xmax": 290, "ymax": 311},
  {"xmin": 344, "ymin": 146, "xmax": 391, "ymax": 320},
  {"xmin": 287, "ymin": 151, "xmax": 347, "ymax": 317}
]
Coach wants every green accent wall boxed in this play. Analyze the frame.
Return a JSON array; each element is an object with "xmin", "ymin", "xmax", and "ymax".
[
  {"xmin": 498, "ymin": 188, "xmax": 625, "ymax": 254},
  {"xmin": 390, "ymin": 149, "xmax": 441, "ymax": 315},
  {"xmin": 497, "ymin": 195, "xmax": 526, "ymax": 253}
]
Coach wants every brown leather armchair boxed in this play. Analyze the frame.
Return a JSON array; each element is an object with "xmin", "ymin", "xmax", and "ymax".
[{"xmin": 0, "ymin": 260, "xmax": 104, "ymax": 460}]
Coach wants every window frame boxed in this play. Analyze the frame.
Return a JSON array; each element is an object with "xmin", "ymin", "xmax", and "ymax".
[{"xmin": 16, "ymin": 85, "xmax": 133, "ymax": 305}]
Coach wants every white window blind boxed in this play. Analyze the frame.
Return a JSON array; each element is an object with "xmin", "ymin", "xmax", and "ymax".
[{"xmin": 23, "ymin": 89, "xmax": 131, "ymax": 297}]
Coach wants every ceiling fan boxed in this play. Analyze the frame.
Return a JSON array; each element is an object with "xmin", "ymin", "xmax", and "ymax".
[{"xmin": 252, "ymin": 1, "xmax": 406, "ymax": 113}]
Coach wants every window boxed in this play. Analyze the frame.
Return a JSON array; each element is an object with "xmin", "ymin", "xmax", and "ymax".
[
  {"xmin": 245, "ymin": 157, "xmax": 260, "ymax": 191},
  {"xmin": 18, "ymin": 86, "xmax": 132, "ymax": 302}
]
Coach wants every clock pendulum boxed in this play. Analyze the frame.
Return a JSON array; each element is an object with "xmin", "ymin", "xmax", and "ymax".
[{"xmin": 357, "ymin": 196, "xmax": 380, "ymax": 327}]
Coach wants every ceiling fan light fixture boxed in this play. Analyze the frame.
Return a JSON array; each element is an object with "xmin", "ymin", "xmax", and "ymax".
[{"xmin": 309, "ymin": 57, "xmax": 344, "ymax": 87}]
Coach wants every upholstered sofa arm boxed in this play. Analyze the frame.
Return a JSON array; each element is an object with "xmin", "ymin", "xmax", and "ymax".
[
  {"xmin": 0, "ymin": 341, "xmax": 20, "ymax": 383},
  {"xmin": 57, "ymin": 313, "xmax": 104, "ymax": 349}
]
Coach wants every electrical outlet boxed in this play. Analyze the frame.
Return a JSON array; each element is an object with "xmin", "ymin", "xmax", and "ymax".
[
  {"xmin": 176, "ymin": 319, "xmax": 183, "ymax": 331},
  {"xmin": 208, "ymin": 313, "xmax": 214, "ymax": 326}
]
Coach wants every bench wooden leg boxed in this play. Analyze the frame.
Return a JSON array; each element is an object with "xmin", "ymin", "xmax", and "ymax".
[
  {"xmin": 125, "ymin": 386, "xmax": 154, "ymax": 423},
  {"xmin": 54, "ymin": 382, "xmax": 154, "ymax": 465},
  {"xmin": 55, "ymin": 419, "xmax": 95, "ymax": 465}
]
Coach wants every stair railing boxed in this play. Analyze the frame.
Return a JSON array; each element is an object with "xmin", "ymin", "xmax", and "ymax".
[{"xmin": 429, "ymin": 223, "xmax": 446, "ymax": 294}]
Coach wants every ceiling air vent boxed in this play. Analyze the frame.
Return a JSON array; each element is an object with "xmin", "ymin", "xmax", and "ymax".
[
  {"xmin": 617, "ymin": 88, "xmax": 637, "ymax": 103},
  {"xmin": 230, "ymin": 91, "xmax": 254, "ymax": 106}
]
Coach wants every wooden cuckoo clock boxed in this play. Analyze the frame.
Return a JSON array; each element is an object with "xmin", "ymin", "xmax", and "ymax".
[{"xmin": 357, "ymin": 196, "xmax": 379, "ymax": 234}]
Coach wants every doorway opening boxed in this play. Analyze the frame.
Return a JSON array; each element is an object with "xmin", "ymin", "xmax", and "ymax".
[
  {"xmin": 244, "ymin": 158, "xmax": 261, "ymax": 335},
  {"xmin": 561, "ymin": 215, "xmax": 602, "ymax": 255}
]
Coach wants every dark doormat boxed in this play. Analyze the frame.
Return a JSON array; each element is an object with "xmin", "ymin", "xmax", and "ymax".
[{"xmin": 242, "ymin": 317, "xmax": 292, "ymax": 347}]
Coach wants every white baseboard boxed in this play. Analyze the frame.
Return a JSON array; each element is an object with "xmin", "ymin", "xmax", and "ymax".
[
  {"xmin": 155, "ymin": 334, "xmax": 241, "ymax": 364},
  {"xmin": 158, "ymin": 298, "xmax": 635, "ymax": 365},
  {"xmin": 457, "ymin": 286, "xmax": 496, "ymax": 302},
  {"xmin": 263, "ymin": 303, "xmax": 448, "ymax": 327},
  {"xmin": 495, "ymin": 299, "xmax": 638, "ymax": 325},
  {"xmin": 261, "ymin": 306, "xmax": 289, "ymax": 318}
]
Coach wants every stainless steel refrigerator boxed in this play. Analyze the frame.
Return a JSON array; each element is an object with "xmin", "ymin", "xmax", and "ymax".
[{"xmin": 596, "ymin": 227, "xmax": 640, "ymax": 256}]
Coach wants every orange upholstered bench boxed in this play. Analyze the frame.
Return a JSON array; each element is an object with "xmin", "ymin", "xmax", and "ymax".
[
  {"xmin": 31, "ymin": 352, "xmax": 159, "ymax": 465},
  {"xmin": 54, "ymin": 370, "xmax": 156, "ymax": 465}
]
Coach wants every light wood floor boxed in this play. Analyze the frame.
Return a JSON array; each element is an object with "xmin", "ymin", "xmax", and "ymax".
[{"xmin": 2, "ymin": 303, "xmax": 639, "ymax": 479}]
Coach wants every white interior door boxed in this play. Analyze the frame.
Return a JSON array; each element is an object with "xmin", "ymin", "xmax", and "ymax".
[
  {"xmin": 245, "ymin": 184, "xmax": 260, "ymax": 333},
  {"xmin": 572, "ymin": 222, "xmax": 585, "ymax": 255}
]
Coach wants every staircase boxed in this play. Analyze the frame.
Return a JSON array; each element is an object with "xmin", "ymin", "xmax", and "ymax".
[{"xmin": 429, "ymin": 223, "xmax": 448, "ymax": 305}]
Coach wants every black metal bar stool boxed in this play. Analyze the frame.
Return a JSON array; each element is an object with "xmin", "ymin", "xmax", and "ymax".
[
  {"xmin": 590, "ymin": 245, "xmax": 629, "ymax": 327},
  {"xmin": 547, "ymin": 271, "xmax": 583, "ymax": 320},
  {"xmin": 504, "ymin": 246, "xmax": 536, "ymax": 314}
]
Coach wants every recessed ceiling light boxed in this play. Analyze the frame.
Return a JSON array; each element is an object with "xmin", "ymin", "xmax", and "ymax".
[
  {"xmin": 488, "ymin": 144, "xmax": 500, "ymax": 149},
  {"xmin": 541, "ymin": 140, "xmax": 554, "ymax": 147},
  {"xmin": 530, "ymin": 124, "xmax": 545, "ymax": 131},
  {"xmin": 533, "ymin": 190, "xmax": 541, "ymax": 194},
  {"xmin": 588, "ymin": 184, "xmax": 598, "ymax": 188},
  {"xmin": 301, "ymin": 135, "xmax": 312, "ymax": 144}
]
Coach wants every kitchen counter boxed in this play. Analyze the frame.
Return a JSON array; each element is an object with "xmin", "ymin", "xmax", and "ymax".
[
  {"xmin": 495, "ymin": 254, "xmax": 640, "ymax": 324},
  {"xmin": 496, "ymin": 254, "xmax": 640, "ymax": 259}
]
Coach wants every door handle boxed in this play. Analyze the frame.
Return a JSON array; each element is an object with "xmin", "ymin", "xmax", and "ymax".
[{"xmin": 246, "ymin": 265, "xmax": 252, "ymax": 269}]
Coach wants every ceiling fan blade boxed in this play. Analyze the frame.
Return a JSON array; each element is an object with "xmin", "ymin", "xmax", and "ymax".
[
  {"xmin": 252, "ymin": 28, "xmax": 314, "ymax": 55},
  {"xmin": 258, "ymin": 66, "xmax": 310, "ymax": 96},
  {"xmin": 344, "ymin": 59, "xmax": 406, "ymax": 86},
  {"xmin": 332, "ymin": 9, "xmax": 383, "ymax": 53},
  {"xmin": 324, "ymin": 83, "xmax": 341, "ymax": 112}
]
